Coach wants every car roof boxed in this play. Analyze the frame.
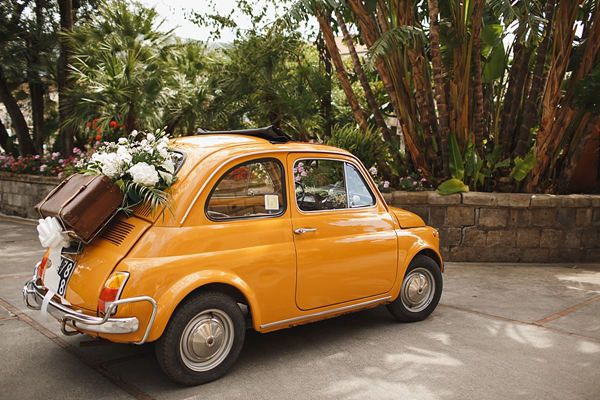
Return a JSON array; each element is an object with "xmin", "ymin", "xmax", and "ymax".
[{"xmin": 171, "ymin": 129, "xmax": 353, "ymax": 181}]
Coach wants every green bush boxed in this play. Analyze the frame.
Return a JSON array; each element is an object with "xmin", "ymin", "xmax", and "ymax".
[{"xmin": 325, "ymin": 124, "xmax": 382, "ymax": 170}]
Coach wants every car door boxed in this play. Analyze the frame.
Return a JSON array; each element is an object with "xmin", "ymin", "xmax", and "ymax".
[{"xmin": 288, "ymin": 153, "xmax": 398, "ymax": 311}]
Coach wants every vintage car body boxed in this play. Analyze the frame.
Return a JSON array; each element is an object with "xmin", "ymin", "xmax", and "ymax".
[{"xmin": 24, "ymin": 127, "xmax": 443, "ymax": 385}]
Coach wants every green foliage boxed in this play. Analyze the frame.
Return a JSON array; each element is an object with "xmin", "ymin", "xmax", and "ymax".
[
  {"xmin": 447, "ymin": 133, "xmax": 464, "ymax": 180},
  {"xmin": 437, "ymin": 179, "xmax": 470, "ymax": 195},
  {"xmin": 510, "ymin": 152, "xmax": 536, "ymax": 186},
  {"xmin": 325, "ymin": 124, "xmax": 382, "ymax": 171}
]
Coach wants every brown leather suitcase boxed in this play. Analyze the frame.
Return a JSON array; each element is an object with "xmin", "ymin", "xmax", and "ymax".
[{"xmin": 35, "ymin": 174, "xmax": 124, "ymax": 242}]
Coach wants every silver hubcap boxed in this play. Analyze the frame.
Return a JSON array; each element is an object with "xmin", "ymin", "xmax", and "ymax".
[
  {"xmin": 180, "ymin": 309, "xmax": 234, "ymax": 372},
  {"xmin": 401, "ymin": 268, "xmax": 435, "ymax": 313}
]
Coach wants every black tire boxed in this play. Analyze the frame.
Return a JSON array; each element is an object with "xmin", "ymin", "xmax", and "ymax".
[
  {"xmin": 156, "ymin": 291, "xmax": 246, "ymax": 385},
  {"xmin": 386, "ymin": 255, "xmax": 443, "ymax": 322}
]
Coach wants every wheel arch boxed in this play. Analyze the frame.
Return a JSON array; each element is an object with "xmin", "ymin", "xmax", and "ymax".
[{"xmin": 146, "ymin": 270, "xmax": 260, "ymax": 342}]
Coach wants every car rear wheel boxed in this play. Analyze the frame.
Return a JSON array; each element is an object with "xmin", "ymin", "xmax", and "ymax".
[
  {"xmin": 386, "ymin": 255, "xmax": 442, "ymax": 322},
  {"xmin": 156, "ymin": 291, "xmax": 245, "ymax": 385}
]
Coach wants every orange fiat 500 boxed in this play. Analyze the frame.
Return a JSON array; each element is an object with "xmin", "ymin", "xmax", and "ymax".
[{"xmin": 24, "ymin": 127, "xmax": 443, "ymax": 385}]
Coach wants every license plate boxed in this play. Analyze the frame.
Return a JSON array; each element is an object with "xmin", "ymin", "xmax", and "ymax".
[{"xmin": 56, "ymin": 256, "xmax": 76, "ymax": 297}]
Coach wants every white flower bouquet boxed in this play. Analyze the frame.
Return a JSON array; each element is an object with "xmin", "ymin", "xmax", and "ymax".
[{"xmin": 77, "ymin": 129, "xmax": 180, "ymax": 215}]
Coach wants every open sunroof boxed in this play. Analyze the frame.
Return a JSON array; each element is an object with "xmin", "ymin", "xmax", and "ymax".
[{"xmin": 196, "ymin": 125, "xmax": 293, "ymax": 143}]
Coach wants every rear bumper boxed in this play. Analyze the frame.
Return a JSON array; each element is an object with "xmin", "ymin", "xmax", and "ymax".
[{"xmin": 22, "ymin": 277, "xmax": 156, "ymax": 344}]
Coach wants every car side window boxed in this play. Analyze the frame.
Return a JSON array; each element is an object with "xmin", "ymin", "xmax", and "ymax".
[
  {"xmin": 294, "ymin": 159, "xmax": 348, "ymax": 211},
  {"xmin": 206, "ymin": 159, "xmax": 285, "ymax": 220},
  {"xmin": 345, "ymin": 163, "xmax": 375, "ymax": 208}
]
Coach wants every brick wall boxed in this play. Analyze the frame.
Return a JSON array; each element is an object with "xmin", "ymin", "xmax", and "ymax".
[
  {"xmin": 383, "ymin": 191, "xmax": 600, "ymax": 263},
  {"xmin": 0, "ymin": 172, "xmax": 60, "ymax": 219}
]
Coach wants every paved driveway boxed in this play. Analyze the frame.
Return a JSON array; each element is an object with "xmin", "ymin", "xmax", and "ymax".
[{"xmin": 1, "ymin": 216, "xmax": 599, "ymax": 400}]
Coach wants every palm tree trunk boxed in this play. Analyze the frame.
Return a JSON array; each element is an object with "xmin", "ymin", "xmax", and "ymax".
[
  {"xmin": 472, "ymin": 0, "xmax": 486, "ymax": 156},
  {"xmin": 317, "ymin": 35, "xmax": 332, "ymax": 138},
  {"xmin": 514, "ymin": 1, "xmax": 555, "ymax": 158},
  {"xmin": 0, "ymin": 119, "xmax": 9, "ymax": 151},
  {"xmin": 315, "ymin": 6, "xmax": 368, "ymax": 133},
  {"xmin": 336, "ymin": 9, "xmax": 390, "ymax": 139},
  {"xmin": 527, "ymin": 0, "xmax": 587, "ymax": 192},
  {"xmin": 428, "ymin": 0, "xmax": 451, "ymax": 178},
  {"xmin": 29, "ymin": 80, "xmax": 45, "ymax": 155},
  {"xmin": 557, "ymin": 114, "xmax": 599, "ymax": 192},
  {"xmin": 58, "ymin": 0, "xmax": 75, "ymax": 156},
  {"xmin": 0, "ymin": 66, "xmax": 36, "ymax": 156}
]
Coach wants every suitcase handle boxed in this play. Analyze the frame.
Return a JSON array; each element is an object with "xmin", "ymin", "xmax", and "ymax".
[{"xmin": 36, "ymin": 174, "xmax": 74, "ymax": 220}]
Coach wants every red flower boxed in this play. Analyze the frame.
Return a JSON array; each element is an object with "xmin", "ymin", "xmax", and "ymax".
[
  {"xmin": 86, "ymin": 122, "xmax": 91, "ymax": 128},
  {"xmin": 95, "ymin": 134, "xmax": 102, "ymax": 141},
  {"xmin": 109, "ymin": 121, "xmax": 119, "ymax": 129}
]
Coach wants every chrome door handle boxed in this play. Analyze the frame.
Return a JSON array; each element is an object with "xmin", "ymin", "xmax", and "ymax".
[{"xmin": 294, "ymin": 228, "xmax": 317, "ymax": 235}]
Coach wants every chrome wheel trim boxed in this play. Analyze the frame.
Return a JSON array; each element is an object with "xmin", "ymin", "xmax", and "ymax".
[
  {"xmin": 400, "ymin": 267, "xmax": 435, "ymax": 313},
  {"xmin": 179, "ymin": 309, "xmax": 234, "ymax": 372}
]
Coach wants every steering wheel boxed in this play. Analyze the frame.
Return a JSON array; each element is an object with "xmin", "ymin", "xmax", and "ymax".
[{"xmin": 295, "ymin": 181, "xmax": 306, "ymax": 208}]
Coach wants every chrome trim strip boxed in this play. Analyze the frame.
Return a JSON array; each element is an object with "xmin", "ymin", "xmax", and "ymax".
[
  {"xmin": 260, "ymin": 296, "xmax": 392, "ymax": 329},
  {"xmin": 180, "ymin": 149, "xmax": 362, "ymax": 225}
]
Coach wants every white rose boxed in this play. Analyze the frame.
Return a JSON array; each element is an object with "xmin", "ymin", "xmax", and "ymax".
[
  {"xmin": 128, "ymin": 162, "xmax": 159, "ymax": 187},
  {"xmin": 161, "ymin": 159, "xmax": 175, "ymax": 173},
  {"xmin": 92, "ymin": 152, "xmax": 122, "ymax": 178},
  {"xmin": 147, "ymin": 133, "xmax": 155, "ymax": 141},
  {"xmin": 118, "ymin": 138, "xmax": 128, "ymax": 145},
  {"xmin": 117, "ymin": 146, "xmax": 132, "ymax": 165}
]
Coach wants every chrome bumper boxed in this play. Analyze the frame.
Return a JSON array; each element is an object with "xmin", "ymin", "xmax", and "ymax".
[{"xmin": 22, "ymin": 278, "xmax": 157, "ymax": 345}]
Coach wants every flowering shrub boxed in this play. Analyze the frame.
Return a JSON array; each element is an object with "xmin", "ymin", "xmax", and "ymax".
[
  {"xmin": 0, "ymin": 151, "xmax": 87, "ymax": 178},
  {"xmin": 397, "ymin": 168, "xmax": 432, "ymax": 191},
  {"xmin": 368, "ymin": 166, "xmax": 392, "ymax": 193},
  {"xmin": 76, "ymin": 129, "xmax": 180, "ymax": 214}
]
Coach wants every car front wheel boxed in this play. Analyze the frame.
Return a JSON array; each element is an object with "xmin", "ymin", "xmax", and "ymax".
[
  {"xmin": 156, "ymin": 291, "xmax": 245, "ymax": 385},
  {"xmin": 386, "ymin": 255, "xmax": 443, "ymax": 322}
]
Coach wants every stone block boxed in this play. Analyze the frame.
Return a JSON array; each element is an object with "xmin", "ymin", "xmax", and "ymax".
[
  {"xmin": 519, "ymin": 248, "xmax": 554, "ymax": 263},
  {"xmin": 479, "ymin": 208, "xmax": 509, "ymax": 228},
  {"xmin": 464, "ymin": 228, "xmax": 486, "ymax": 247},
  {"xmin": 593, "ymin": 209, "xmax": 600, "ymax": 226},
  {"xmin": 491, "ymin": 247, "xmax": 521, "ymax": 262},
  {"xmin": 445, "ymin": 206, "xmax": 475, "ymax": 226},
  {"xmin": 540, "ymin": 229, "xmax": 564, "ymax": 248},
  {"xmin": 439, "ymin": 227, "xmax": 462, "ymax": 247},
  {"xmin": 486, "ymin": 230, "xmax": 516, "ymax": 247},
  {"xmin": 429, "ymin": 206, "xmax": 446, "ymax": 227},
  {"xmin": 461, "ymin": 192, "xmax": 498, "ymax": 207},
  {"xmin": 496, "ymin": 193, "xmax": 531, "ymax": 208},
  {"xmin": 391, "ymin": 191, "xmax": 429, "ymax": 206},
  {"xmin": 426, "ymin": 191, "xmax": 461, "ymax": 205},
  {"xmin": 556, "ymin": 208, "xmax": 577, "ymax": 228},
  {"xmin": 563, "ymin": 230, "xmax": 582, "ymax": 249},
  {"xmin": 590, "ymin": 196, "xmax": 600, "ymax": 207},
  {"xmin": 382, "ymin": 192, "xmax": 393, "ymax": 204},
  {"xmin": 581, "ymin": 229, "xmax": 599, "ymax": 248},
  {"xmin": 531, "ymin": 194, "xmax": 561, "ymax": 208},
  {"xmin": 561, "ymin": 195, "xmax": 593, "ymax": 208},
  {"xmin": 516, "ymin": 229, "xmax": 541, "ymax": 248},
  {"xmin": 585, "ymin": 249, "xmax": 600, "ymax": 262},
  {"xmin": 576, "ymin": 209, "xmax": 593, "ymax": 227},
  {"xmin": 530, "ymin": 208, "xmax": 557, "ymax": 227},
  {"xmin": 448, "ymin": 246, "xmax": 489, "ymax": 262},
  {"xmin": 402, "ymin": 205, "xmax": 429, "ymax": 225},
  {"xmin": 508, "ymin": 209, "xmax": 531, "ymax": 227}
]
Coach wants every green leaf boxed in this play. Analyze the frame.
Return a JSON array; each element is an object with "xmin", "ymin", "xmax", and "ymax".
[
  {"xmin": 448, "ymin": 133, "xmax": 464, "ymax": 180},
  {"xmin": 494, "ymin": 158, "xmax": 511, "ymax": 170},
  {"xmin": 510, "ymin": 153, "xmax": 537, "ymax": 183},
  {"xmin": 481, "ymin": 24, "xmax": 504, "ymax": 47},
  {"xmin": 437, "ymin": 179, "xmax": 470, "ymax": 195},
  {"xmin": 483, "ymin": 43, "xmax": 506, "ymax": 83}
]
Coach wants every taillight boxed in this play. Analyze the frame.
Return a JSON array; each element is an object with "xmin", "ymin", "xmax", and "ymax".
[
  {"xmin": 98, "ymin": 272, "xmax": 129, "ymax": 314},
  {"xmin": 36, "ymin": 249, "xmax": 52, "ymax": 279}
]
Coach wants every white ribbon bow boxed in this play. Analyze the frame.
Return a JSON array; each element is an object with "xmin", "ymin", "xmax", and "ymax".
[{"xmin": 36, "ymin": 217, "xmax": 71, "ymax": 315}]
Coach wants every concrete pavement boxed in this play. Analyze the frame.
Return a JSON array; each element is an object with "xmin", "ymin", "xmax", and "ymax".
[{"xmin": 0, "ymin": 215, "xmax": 599, "ymax": 400}]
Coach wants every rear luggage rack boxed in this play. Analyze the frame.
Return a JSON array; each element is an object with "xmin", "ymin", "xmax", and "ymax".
[{"xmin": 196, "ymin": 125, "xmax": 293, "ymax": 143}]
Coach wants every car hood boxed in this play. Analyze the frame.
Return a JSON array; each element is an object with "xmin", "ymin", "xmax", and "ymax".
[
  {"xmin": 388, "ymin": 206, "xmax": 425, "ymax": 228},
  {"xmin": 60, "ymin": 214, "xmax": 152, "ymax": 312}
]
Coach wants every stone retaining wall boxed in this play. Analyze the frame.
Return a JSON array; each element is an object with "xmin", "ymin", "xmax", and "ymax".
[
  {"xmin": 382, "ymin": 191, "xmax": 600, "ymax": 263},
  {"xmin": 0, "ymin": 172, "xmax": 60, "ymax": 219},
  {"xmin": 1, "ymin": 173, "xmax": 599, "ymax": 262}
]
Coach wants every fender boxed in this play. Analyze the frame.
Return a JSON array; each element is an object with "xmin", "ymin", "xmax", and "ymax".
[
  {"xmin": 390, "ymin": 226, "xmax": 443, "ymax": 301},
  {"xmin": 145, "ymin": 269, "xmax": 260, "ymax": 342}
]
